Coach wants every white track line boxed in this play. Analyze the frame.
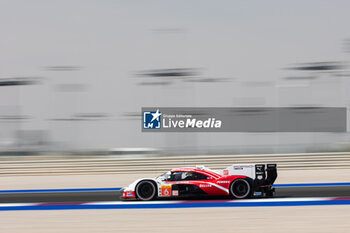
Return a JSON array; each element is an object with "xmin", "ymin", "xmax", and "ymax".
[{"xmin": 0, "ymin": 197, "xmax": 338, "ymax": 208}]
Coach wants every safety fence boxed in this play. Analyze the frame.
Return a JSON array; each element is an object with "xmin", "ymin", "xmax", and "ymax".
[{"xmin": 1, "ymin": 152, "xmax": 350, "ymax": 176}]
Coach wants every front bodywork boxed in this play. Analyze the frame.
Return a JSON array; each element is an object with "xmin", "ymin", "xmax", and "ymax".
[{"xmin": 122, "ymin": 164, "xmax": 277, "ymax": 199}]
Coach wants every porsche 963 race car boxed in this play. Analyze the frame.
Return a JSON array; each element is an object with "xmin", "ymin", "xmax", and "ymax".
[{"xmin": 122, "ymin": 163, "xmax": 277, "ymax": 201}]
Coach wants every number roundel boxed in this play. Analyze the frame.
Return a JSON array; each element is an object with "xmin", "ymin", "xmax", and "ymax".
[{"xmin": 161, "ymin": 185, "xmax": 172, "ymax": 196}]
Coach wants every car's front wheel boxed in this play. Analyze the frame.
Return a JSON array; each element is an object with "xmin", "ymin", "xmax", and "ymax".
[
  {"xmin": 135, "ymin": 180, "xmax": 157, "ymax": 201},
  {"xmin": 229, "ymin": 179, "xmax": 251, "ymax": 199}
]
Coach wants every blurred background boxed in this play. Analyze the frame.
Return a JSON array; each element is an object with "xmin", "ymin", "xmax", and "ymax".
[{"xmin": 1, "ymin": 0, "xmax": 350, "ymax": 156}]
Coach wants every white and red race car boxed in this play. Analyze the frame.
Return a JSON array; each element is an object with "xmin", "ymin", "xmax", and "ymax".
[{"xmin": 122, "ymin": 164, "xmax": 277, "ymax": 201}]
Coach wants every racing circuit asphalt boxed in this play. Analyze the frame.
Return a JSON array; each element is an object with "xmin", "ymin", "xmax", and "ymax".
[{"xmin": 1, "ymin": 186, "xmax": 350, "ymax": 203}]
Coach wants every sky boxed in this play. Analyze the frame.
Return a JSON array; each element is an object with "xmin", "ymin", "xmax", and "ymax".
[{"xmin": 0, "ymin": 0, "xmax": 350, "ymax": 152}]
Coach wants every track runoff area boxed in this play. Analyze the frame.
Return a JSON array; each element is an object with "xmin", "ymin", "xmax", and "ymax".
[{"xmin": 1, "ymin": 183, "xmax": 350, "ymax": 211}]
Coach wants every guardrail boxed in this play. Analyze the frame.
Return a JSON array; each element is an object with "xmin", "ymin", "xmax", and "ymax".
[{"xmin": 1, "ymin": 152, "xmax": 350, "ymax": 176}]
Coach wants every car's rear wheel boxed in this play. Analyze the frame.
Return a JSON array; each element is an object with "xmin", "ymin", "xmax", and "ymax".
[
  {"xmin": 230, "ymin": 179, "xmax": 251, "ymax": 199},
  {"xmin": 135, "ymin": 180, "xmax": 157, "ymax": 201}
]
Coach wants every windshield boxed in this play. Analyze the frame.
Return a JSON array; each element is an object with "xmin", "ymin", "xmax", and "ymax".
[{"xmin": 156, "ymin": 171, "xmax": 171, "ymax": 180}]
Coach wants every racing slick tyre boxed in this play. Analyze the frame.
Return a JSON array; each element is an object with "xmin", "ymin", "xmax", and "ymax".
[
  {"xmin": 135, "ymin": 180, "xmax": 157, "ymax": 201},
  {"xmin": 229, "ymin": 178, "xmax": 251, "ymax": 199}
]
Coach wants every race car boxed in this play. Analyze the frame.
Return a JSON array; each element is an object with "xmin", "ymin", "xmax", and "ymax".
[{"xmin": 122, "ymin": 163, "xmax": 277, "ymax": 201}]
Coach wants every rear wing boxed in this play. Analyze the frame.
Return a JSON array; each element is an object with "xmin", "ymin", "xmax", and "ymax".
[{"xmin": 255, "ymin": 164, "xmax": 277, "ymax": 186}]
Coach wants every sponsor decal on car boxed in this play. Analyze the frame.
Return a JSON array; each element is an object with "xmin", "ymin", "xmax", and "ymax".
[
  {"xmin": 177, "ymin": 181, "xmax": 189, "ymax": 184},
  {"xmin": 217, "ymin": 180, "xmax": 230, "ymax": 184},
  {"xmin": 172, "ymin": 190, "xmax": 179, "ymax": 196},
  {"xmin": 123, "ymin": 191, "xmax": 135, "ymax": 198},
  {"xmin": 199, "ymin": 184, "xmax": 212, "ymax": 188},
  {"xmin": 223, "ymin": 170, "xmax": 229, "ymax": 175}
]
